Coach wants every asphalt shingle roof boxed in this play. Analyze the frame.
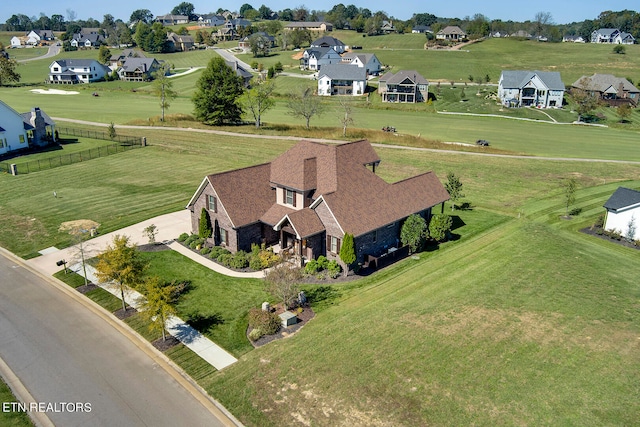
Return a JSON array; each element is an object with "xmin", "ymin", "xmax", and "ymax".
[
  {"xmin": 604, "ymin": 187, "xmax": 640, "ymax": 211},
  {"xmin": 500, "ymin": 70, "xmax": 565, "ymax": 90}
]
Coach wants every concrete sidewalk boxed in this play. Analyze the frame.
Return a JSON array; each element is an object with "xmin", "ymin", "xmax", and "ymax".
[{"xmin": 70, "ymin": 262, "xmax": 238, "ymax": 370}]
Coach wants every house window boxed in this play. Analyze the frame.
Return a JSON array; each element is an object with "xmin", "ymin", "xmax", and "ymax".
[
  {"xmin": 53, "ymin": 67, "xmax": 59, "ymax": 72},
  {"xmin": 329, "ymin": 236, "xmax": 340, "ymax": 253},
  {"xmin": 208, "ymin": 195, "xmax": 217, "ymax": 212},
  {"xmin": 19, "ymin": 135, "xmax": 25, "ymax": 143},
  {"xmin": 219, "ymin": 228, "xmax": 228, "ymax": 245},
  {"xmin": 285, "ymin": 189, "xmax": 295, "ymax": 206}
]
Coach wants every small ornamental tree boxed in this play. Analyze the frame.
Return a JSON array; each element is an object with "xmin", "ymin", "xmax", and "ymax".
[
  {"xmin": 199, "ymin": 207, "xmax": 212, "ymax": 238},
  {"xmin": 339, "ymin": 233, "xmax": 356, "ymax": 275},
  {"xmin": 264, "ymin": 262, "xmax": 303, "ymax": 309},
  {"xmin": 428, "ymin": 214, "xmax": 453, "ymax": 242},
  {"xmin": 401, "ymin": 214, "xmax": 427, "ymax": 253},
  {"xmin": 95, "ymin": 235, "xmax": 148, "ymax": 312},
  {"xmin": 108, "ymin": 122, "xmax": 117, "ymax": 140},
  {"xmin": 143, "ymin": 224, "xmax": 158, "ymax": 244},
  {"xmin": 563, "ymin": 177, "xmax": 577, "ymax": 216},
  {"xmin": 139, "ymin": 276, "xmax": 177, "ymax": 342},
  {"xmin": 445, "ymin": 172, "xmax": 464, "ymax": 210}
]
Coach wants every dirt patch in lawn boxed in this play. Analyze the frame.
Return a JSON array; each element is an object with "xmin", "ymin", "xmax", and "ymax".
[
  {"xmin": 76, "ymin": 283, "xmax": 98, "ymax": 294},
  {"xmin": 113, "ymin": 307, "xmax": 137, "ymax": 320}
]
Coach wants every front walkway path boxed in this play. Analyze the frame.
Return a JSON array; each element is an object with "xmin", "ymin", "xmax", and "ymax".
[{"xmin": 70, "ymin": 262, "xmax": 238, "ymax": 370}]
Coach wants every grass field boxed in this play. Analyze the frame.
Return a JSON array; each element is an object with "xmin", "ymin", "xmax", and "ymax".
[
  {"xmin": 0, "ymin": 377, "xmax": 34, "ymax": 427},
  {"xmin": 2, "ymin": 31, "xmax": 640, "ymax": 426}
]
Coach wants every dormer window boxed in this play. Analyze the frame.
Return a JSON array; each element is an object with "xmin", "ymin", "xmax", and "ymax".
[{"xmin": 285, "ymin": 189, "xmax": 296, "ymax": 206}]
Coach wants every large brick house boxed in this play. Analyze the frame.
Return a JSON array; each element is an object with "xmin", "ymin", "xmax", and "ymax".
[{"xmin": 187, "ymin": 140, "xmax": 449, "ymax": 266}]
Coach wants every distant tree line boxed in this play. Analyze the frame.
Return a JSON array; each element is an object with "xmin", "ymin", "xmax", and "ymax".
[{"xmin": 3, "ymin": 5, "xmax": 638, "ymax": 45}]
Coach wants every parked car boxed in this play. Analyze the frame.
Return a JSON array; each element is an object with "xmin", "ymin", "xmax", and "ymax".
[{"xmin": 476, "ymin": 139, "xmax": 490, "ymax": 146}]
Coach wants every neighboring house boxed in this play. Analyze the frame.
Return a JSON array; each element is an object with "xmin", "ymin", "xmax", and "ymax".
[
  {"xmin": 48, "ymin": 59, "xmax": 110, "ymax": 84},
  {"xmin": 10, "ymin": 36, "xmax": 26, "ymax": 47},
  {"xmin": 213, "ymin": 27, "xmax": 237, "ymax": 41},
  {"xmin": 70, "ymin": 33, "xmax": 105, "ymax": 49},
  {"xmin": 0, "ymin": 100, "xmax": 56, "ymax": 155},
  {"xmin": 197, "ymin": 14, "xmax": 225, "ymax": 27},
  {"xmin": 381, "ymin": 20, "xmax": 396, "ymax": 33},
  {"xmin": 412, "ymin": 25, "xmax": 431, "ymax": 34},
  {"xmin": 224, "ymin": 19, "xmax": 251, "ymax": 30},
  {"xmin": 109, "ymin": 49, "xmax": 146, "ymax": 68},
  {"xmin": 490, "ymin": 31, "xmax": 508, "ymax": 38},
  {"xmin": 591, "ymin": 28, "xmax": 635, "ymax": 44},
  {"xmin": 117, "ymin": 58, "xmax": 162, "ymax": 81},
  {"xmin": 238, "ymin": 32, "xmax": 275, "ymax": 52},
  {"xmin": 225, "ymin": 60, "xmax": 253, "ymax": 87},
  {"xmin": 498, "ymin": 70, "xmax": 565, "ymax": 108},
  {"xmin": 167, "ymin": 33, "xmax": 195, "ymax": 52},
  {"xmin": 378, "ymin": 70, "xmax": 429, "ymax": 103},
  {"xmin": 340, "ymin": 52, "xmax": 382, "ymax": 76},
  {"xmin": 156, "ymin": 14, "xmax": 189, "ymax": 25},
  {"xmin": 284, "ymin": 22, "xmax": 333, "ymax": 32},
  {"xmin": 510, "ymin": 30, "xmax": 533, "ymax": 38},
  {"xmin": 317, "ymin": 64, "xmax": 367, "ymax": 96},
  {"xmin": 562, "ymin": 35, "xmax": 585, "ymax": 43},
  {"xmin": 603, "ymin": 187, "xmax": 640, "ymax": 238},
  {"xmin": 436, "ymin": 26, "xmax": 467, "ymax": 42},
  {"xmin": 26, "ymin": 29, "xmax": 55, "ymax": 45},
  {"xmin": 186, "ymin": 140, "xmax": 449, "ymax": 266},
  {"xmin": 310, "ymin": 36, "xmax": 347, "ymax": 54},
  {"xmin": 300, "ymin": 47, "xmax": 342, "ymax": 71},
  {"xmin": 571, "ymin": 74, "xmax": 639, "ymax": 107}
]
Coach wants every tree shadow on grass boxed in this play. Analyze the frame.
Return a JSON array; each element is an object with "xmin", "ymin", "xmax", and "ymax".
[
  {"xmin": 185, "ymin": 312, "xmax": 224, "ymax": 335},
  {"xmin": 303, "ymin": 285, "xmax": 342, "ymax": 309}
]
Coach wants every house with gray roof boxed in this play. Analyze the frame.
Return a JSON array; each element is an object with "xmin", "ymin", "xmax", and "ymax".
[
  {"xmin": 591, "ymin": 28, "xmax": 635, "ymax": 44},
  {"xmin": 340, "ymin": 52, "xmax": 382, "ymax": 75},
  {"xmin": 0, "ymin": 100, "xmax": 56, "ymax": 156},
  {"xmin": 571, "ymin": 74, "xmax": 639, "ymax": 107},
  {"xmin": 379, "ymin": 70, "xmax": 429, "ymax": 103},
  {"xmin": 311, "ymin": 36, "xmax": 346, "ymax": 53},
  {"xmin": 498, "ymin": 70, "xmax": 565, "ymax": 108},
  {"xmin": 70, "ymin": 33, "xmax": 105, "ymax": 49},
  {"xmin": 300, "ymin": 46, "xmax": 342, "ymax": 71},
  {"xmin": 317, "ymin": 64, "xmax": 367, "ymax": 96},
  {"xmin": 117, "ymin": 58, "xmax": 162, "ymax": 81},
  {"xmin": 197, "ymin": 14, "xmax": 225, "ymax": 27},
  {"xmin": 155, "ymin": 14, "xmax": 189, "ymax": 25},
  {"xmin": 436, "ymin": 26, "xmax": 467, "ymax": 42},
  {"xmin": 603, "ymin": 187, "xmax": 640, "ymax": 239},
  {"xmin": 186, "ymin": 140, "xmax": 449, "ymax": 267},
  {"xmin": 48, "ymin": 59, "xmax": 110, "ymax": 84},
  {"xmin": 225, "ymin": 61, "xmax": 253, "ymax": 87}
]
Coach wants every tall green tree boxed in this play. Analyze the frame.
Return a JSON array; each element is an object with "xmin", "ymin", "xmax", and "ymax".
[
  {"xmin": 563, "ymin": 177, "xmax": 577, "ymax": 217},
  {"xmin": 0, "ymin": 56, "xmax": 20, "ymax": 86},
  {"xmin": 95, "ymin": 235, "xmax": 148, "ymax": 312},
  {"xmin": 192, "ymin": 57, "xmax": 245, "ymax": 125},
  {"xmin": 339, "ymin": 233, "xmax": 356, "ymax": 275},
  {"xmin": 139, "ymin": 276, "xmax": 177, "ymax": 342},
  {"xmin": 286, "ymin": 88, "xmax": 325, "ymax": 129},
  {"xmin": 152, "ymin": 63, "xmax": 177, "ymax": 121},
  {"xmin": 199, "ymin": 207, "xmax": 212, "ymax": 238},
  {"xmin": 428, "ymin": 214, "xmax": 453, "ymax": 242},
  {"xmin": 98, "ymin": 45, "xmax": 111, "ymax": 64},
  {"xmin": 171, "ymin": 2, "xmax": 196, "ymax": 20},
  {"xmin": 400, "ymin": 214, "xmax": 427, "ymax": 253},
  {"xmin": 242, "ymin": 79, "xmax": 275, "ymax": 128},
  {"xmin": 444, "ymin": 172, "xmax": 464, "ymax": 211},
  {"xmin": 130, "ymin": 9, "xmax": 153, "ymax": 24}
]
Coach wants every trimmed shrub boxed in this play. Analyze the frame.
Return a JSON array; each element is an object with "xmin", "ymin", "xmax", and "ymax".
[
  {"xmin": 326, "ymin": 260, "xmax": 342, "ymax": 278},
  {"xmin": 305, "ymin": 259, "xmax": 319, "ymax": 274},
  {"xmin": 316, "ymin": 255, "xmax": 328, "ymax": 270},
  {"xmin": 217, "ymin": 253, "xmax": 232, "ymax": 265},
  {"xmin": 248, "ymin": 327, "xmax": 264, "ymax": 341},
  {"xmin": 229, "ymin": 251, "xmax": 249, "ymax": 269},
  {"xmin": 248, "ymin": 307, "xmax": 281, "ymax": 335},
  {"xmin": 200, "ymin": 247, "xmax": 211, "ymax": 255},
  {"xmin": 210, "ymin": 246, "xmax": 230, "ymax": 259},
  {"xmin": 177, "ymin": 233, "xmax": 189, "ymax": 242}
]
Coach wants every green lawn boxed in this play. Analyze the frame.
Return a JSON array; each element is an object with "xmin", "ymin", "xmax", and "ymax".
[
  {"xmin": 140, "ymin": 250, "xmax": 270, "ymax": 356},
  {"xmin": 0, "ymin": 378, "xmax": 34, "ymax": 427}
]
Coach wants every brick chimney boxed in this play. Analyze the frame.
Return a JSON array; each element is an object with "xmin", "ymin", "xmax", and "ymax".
[{"xmin": 29, "ymin": 107, "xmax": 47, "ymax": 147}]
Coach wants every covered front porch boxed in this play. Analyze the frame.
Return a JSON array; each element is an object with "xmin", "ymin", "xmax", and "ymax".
[{"xmin": 273, "ymin": 211, "xmax": 326, "ymax": 266}]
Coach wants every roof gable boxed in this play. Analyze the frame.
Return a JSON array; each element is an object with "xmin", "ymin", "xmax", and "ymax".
[{"xmin": 604, "ymin": 187, "xmax": 640, "ymax": 211}]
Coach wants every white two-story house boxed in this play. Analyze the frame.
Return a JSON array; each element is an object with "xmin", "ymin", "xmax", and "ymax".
[
  {"xmin": 317, "ymin": 64, "xmax": 367, "ymax": 96},
  {"xmin": 300, "ymin": 47, "xmax": 342, "ymax": 71},
  {"xmin": 49, "ymin": 59, "xmax": 110, "ymax": 84},
  {"xmin": 498, "ymin": 70, "xmax": 565, "ymax": 108}
]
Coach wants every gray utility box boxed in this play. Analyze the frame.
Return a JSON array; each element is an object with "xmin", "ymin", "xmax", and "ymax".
[{"xmin": 279, "ymin": 311, "xmax": 298, "ymax": 327}]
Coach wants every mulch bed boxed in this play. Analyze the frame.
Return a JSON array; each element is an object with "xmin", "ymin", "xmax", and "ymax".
[
  {"xmin": 249, "ymin": 306, "xmax": 315, "ymax": 348},
  {"xmin": 138, "ymin": 243, "xmax": 172, "ymax": 252},
  {"xmin": 151, "ymin": 335, "xmax": 181, "ymax": 352},
  {"xmin": 75, "ymin": 283, "xmax": 98, "ymax": 294},
  {"xmin": 580, "ymin": 226, "xmax": 640, "ymax": 250},
  {"xmin": 113, "ymin": 307, "xmax": 138, "ymax": 320}
]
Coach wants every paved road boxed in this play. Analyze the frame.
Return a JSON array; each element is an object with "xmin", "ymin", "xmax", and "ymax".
[
  {"xmin": 0, "ymin": 250, "xmax": 236, "ymax": 427},
  {"xmin": 17, "ymin": 43, "xmax": 60, "ymax": 63}
]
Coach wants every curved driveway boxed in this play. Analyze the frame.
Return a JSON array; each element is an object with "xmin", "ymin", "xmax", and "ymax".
[{"xmin": 17, "ymin": 43, "xmax": 60, "ymax": 63}]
